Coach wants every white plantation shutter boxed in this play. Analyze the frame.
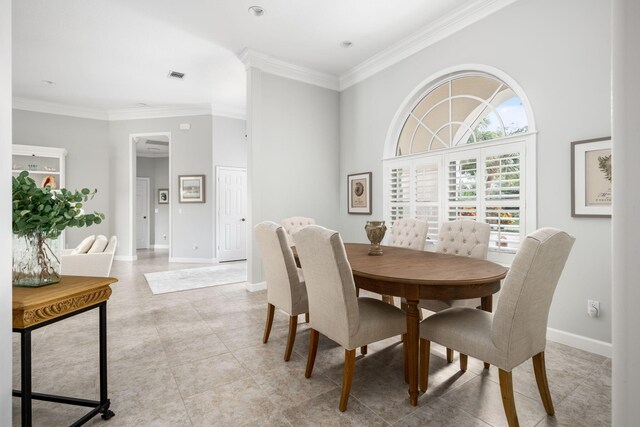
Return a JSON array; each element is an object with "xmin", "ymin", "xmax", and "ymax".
[
  {"xmin": 446, "ymin": 155, "xmax": 478, "ymax": 222},
  {"xmin": 387, "ymin": 166, "xmax": 410, "ymax": 224},
  {"xmin": 483, "ymin": 146, "xmax": 524, "ymax": 253},
  {"xmin": 414, "ymin": 162, "xmax": 440, "ymax": 241}
]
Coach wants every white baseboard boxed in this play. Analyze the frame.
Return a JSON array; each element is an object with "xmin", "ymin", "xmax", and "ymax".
[
  {"xmin": 245, "ymin": 281, "xmax": 266, "ymax": 292},
  {"xmin": 546, "ymin": 327, "xmax": 612, "ymax": 358},
  {"xmin": 169, "ymin": 257, "xmax": 217, "ymax": 264},
  {"xmin": 114, "ymin": 255, "xmax": 137, "ymax": 261},
  {"xmin": 152, "ymin": 244, "xmax": 169, "ymax": 249}
]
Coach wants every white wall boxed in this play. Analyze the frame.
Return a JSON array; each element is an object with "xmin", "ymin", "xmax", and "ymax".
[
  {"xmin": 247, "ymin": 69, "xmax": 340, "ymax": 283},
  {"xmin": 109, "ymin": 115, "xmax": 214, "ymax": 261},
  {"xmin": 612, "ymin": 0, "xmax": 640, "ymax": 423},
  {"xmin": 0, "ymin": 0, "xmax": 12, "ymax": 420},
  {"xmin": 213, "ymin": 115, "xmax": 247, "ymax": 169},
  {"xmin": 339, "ymin": 0, "xmax": 612, "ymax": 345},
  {"xmin": 12, "ymin": 110, "xmax": 110, "ymax": 248}
]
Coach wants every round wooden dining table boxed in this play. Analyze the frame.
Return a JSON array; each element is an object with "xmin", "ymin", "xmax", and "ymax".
[{"xmin": 344, "ymin": 243, "xmax": 508, "ymax": 406}]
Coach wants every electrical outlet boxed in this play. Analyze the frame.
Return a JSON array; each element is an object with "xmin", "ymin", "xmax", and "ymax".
[
  {"xmin": 588, "ymin": 300, "xmax": 600, "ymax": 318},
  {"xmin": 163, "ymin": 234, "xmax": 167, "ymax": 241},
  {"xmin": 193, "ymin": 244, "xmax": 198, "ymax": 250}
]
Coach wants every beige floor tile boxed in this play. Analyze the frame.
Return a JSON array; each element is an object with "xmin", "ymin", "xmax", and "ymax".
[
  {"xmin": 161, "ymin": 332, "xmax": 229, "ymax": 367},
  {"xmin": 170, "ymin": 352, "xmax": 249, "ymax": 398}
]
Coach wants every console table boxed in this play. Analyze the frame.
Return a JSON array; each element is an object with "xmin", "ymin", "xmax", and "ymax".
[{"xmin": 13, "ymin": 276, "xmax": 118, "ymax": 427}]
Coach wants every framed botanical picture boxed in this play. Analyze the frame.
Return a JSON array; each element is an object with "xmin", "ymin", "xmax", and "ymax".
[
  {"xmin": 158, "ymin": 188, "xmax": 169, "ymax": 204},
  {"xmin": 179, "ymin": 175, "xmax": 205, "ymax": 203},
  {"xmin": 347, "ymin": 172, "xmax": 372, "ymax": 214},
  {"xmin": 571, "ymin": 137, "xmax": 611, "ymax": 217}
]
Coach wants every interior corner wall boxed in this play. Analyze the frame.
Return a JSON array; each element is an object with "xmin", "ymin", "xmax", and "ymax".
[
  {"xmin": 339, "ymin": 0, "xmax": 612, "ymax": 345},
  {"xmin": 11, "ymin": 109, "xmax": 111, "ymax": 248},
  {"xmin": 0, "ymin": 0, "xmax": 12, "ymax": 420},
  {"xmin": 612, "ymin": 0, "xmax": 640, "ymax": 423},
  {"xmin": 109, "ymin": 115, "xmax": 214, "ymax": 261},
  {"xmin": 247, "ymin": 70, "xmax": 340, "ymax": 283}
]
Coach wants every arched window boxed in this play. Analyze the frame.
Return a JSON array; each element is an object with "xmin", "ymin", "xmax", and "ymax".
[{"xmin": 384, "ymin": 69, "xmax": 536, "ymax": 263}]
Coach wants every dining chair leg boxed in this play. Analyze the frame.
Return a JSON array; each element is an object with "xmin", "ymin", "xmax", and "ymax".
[
  {"xmin": 446, "ymin": 348, "xmax": 454, "ymax": 363},
  {"xmin": 403, "ymin": 334, "xmax": 409, "ymax": 384},
  {"xmin": 498, "ymin": 369, "xmax": 520, "ymax": 427},
  {"xmin": 305, "ymin": 329, "xmax": 319, "ymax": 378},
  {"xmin": 419, "ymin": 338, "xmax": 430, "ymax": 392},
  {"xmin": 339, "ymin": 349, "xmax": 356, "ymax": 412},
  {"xmin": 305, "ymin": 313, "xmax": 310, "ymax": 323},
  {"xmin": 460, "ymin": 353, "xmax": 468, "ymax": 371},
  {"xmin": 263, "ymin": 303, "xmax": 275, "ymax": 344},
  {"xmin": 484, "ymin": 362, "xmax": 491, "ymax": 369},
  {"xmin": 361, "ymin": 345, "xmax": 367, "ymax": 355},
  {"xmin": 532, "ymin": 352, "xmax": 555, "ymax": 415},
  {"xmin": 284, "ymin": 315, "xmax": 298, "ymax": 361}
]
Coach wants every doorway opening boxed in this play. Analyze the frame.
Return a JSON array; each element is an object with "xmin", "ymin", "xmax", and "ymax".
[{"xmin": 130, "ymin": 132, "xmax": 171, "ymax": 260}]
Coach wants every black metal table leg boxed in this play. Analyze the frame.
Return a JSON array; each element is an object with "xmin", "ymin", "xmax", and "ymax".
[
  {"xmin": 99, "ymin": 302, "xmax": 114, "ymax": 420},
  {"xmin": 21, "ymin": 329, "xmax": 32, "ymax": 427}
]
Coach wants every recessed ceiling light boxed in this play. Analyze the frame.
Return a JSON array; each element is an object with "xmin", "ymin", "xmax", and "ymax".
[
  {"xmin": 248, "ymin": 6, "xmax": 265, "ymax": 17},
  {"xmin": 340, "ymin": 41, "xmax": 353, "ymax": 48},
  {"xmin": 41, "ymin": 80, "xmax": 56, "ymax": 86}
]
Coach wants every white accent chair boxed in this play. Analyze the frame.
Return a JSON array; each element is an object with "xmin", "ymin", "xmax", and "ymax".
[
  {"xmin": 254, "ymin": 221, "xmax": 309, "ymax": 361},
  {"xmin": 294, "ymin": 225, "xmax": 407, "ymax": 412},
  {"xmin": 420, "ymin": 220, "xmax": 491, "ymax": 362},
  {"xmin": 281, "ymin": 216, "xmax": 316, "ymax": 245},
  {"xmin": 385, "ymin": 218, "xmax": 429, "ymax": 304},
  {"xmin": 61, "ymin": 235, "xmax": 117, "ymax": 277},
  {"xmin": 419, "ymin": 228, "xmax": 575, "ymax": 427}
]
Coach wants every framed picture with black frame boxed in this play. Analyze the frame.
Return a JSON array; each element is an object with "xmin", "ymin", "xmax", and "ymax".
[
  {"xmin": 347, "ymin": 172, "xmax": 372, "ymax": 214},
  {"xmin": 158, "ymin": 188, "xmax": 169, "ymax": 204}
]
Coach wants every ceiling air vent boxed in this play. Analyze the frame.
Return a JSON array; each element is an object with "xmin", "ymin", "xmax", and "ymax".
[{"xmin": 168, "ymin": 70, "xmax": 185, "ymax": 80}]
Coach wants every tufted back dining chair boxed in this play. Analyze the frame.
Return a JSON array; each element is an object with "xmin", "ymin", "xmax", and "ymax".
[
  {"xmin": 419, "ymin": 228, "xmax": 575, "ymax": 427},
  {"xmin": 254, "ymin": 221, "xmax": 308, "ymax": 362},
  {"xmin": 294, "ymin": 225, "xmax": 407, "ymax": 411},
  {"xmin": 421, "ymin": 219, "xmax": 491, "ymax": 363},
  {"xmin": 388, "ymin": 218, "xmax": 429, "ymax": 251},
  {"xmin": 281, "ymin": 216, "xmax": 316, "ymax": 245}
]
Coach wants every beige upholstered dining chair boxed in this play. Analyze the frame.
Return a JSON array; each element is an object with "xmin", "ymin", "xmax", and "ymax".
[
  {"xmin": 254, "ymin": 221, "xmax": 309, "ymax": 361},
  {"xmin": 281, "ymin": 216, "xmax": 316, "ymax": 245},
  {"xmin": 420, "ymin": 219, "xmax": 491, "ymax": 363},
  {"xmin": 294, "ymin": 225, "xmax": 407, "ymax": 412},
  {"xmin": 384, "ymin": 218, "xmax": 429, "ymax": 304},
  {"xmin": 419, "ymin": 228, "xmax": 575, "ymax": 427}
]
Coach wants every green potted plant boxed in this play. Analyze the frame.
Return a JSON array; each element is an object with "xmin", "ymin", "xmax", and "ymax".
[{"xmin": 12, "ymin": 171, "xmax": 105, "ymax": 287}]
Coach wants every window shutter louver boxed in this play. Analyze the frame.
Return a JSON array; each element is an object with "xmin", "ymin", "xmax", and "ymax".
[
  {"xmin": 446, "ymin": 157, "xmax": 478, "ymax": 221},
  {"xmin": 414, "ymin": 163, "xmax": 439, "ymax": 241}
]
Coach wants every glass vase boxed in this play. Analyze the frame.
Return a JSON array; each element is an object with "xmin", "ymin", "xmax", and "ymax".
[{"xmin": 12, "ymin": 232, "xmax": 62, "ymax": 287}]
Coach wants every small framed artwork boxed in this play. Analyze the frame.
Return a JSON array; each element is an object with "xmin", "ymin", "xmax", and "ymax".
[
  {"xmin": 178, "ymin": 175, "xmax": 205, "ymax": 203},
  {"xmin": 347, "ymin": 172, "xmax": 372, "ymax": 214},
  {"xmin": 158, "ymin": 188, "xmax": 169, "ymax": 204},
  {"xmin": 571, "ymin": 137, "xmax": 611, "ymax": 217}
]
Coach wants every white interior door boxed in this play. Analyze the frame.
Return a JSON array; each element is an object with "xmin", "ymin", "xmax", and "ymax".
[
  {"xmin": 136, "ymin": 177, "xmax": 150, "ymax": 249},
  {"xmin": 217, "ymin": 167, "xmax": 247, "ymax": 262}
]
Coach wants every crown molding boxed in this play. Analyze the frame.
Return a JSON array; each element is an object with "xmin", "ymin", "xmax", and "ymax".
[
  {"xmin": 13, "ymin": 97, "xmax": 109, "ymax": 120},
  {"xmin": 211, "ymin": 104, "xmax": 246, "ymax": 120},
  {"xmin": 239, "ymin": 48, "xmax": 339, "ymax": 91},
  {"xmin": 339, "ymin": 0, "xmax": 518, "ymax": 90},
  {"xmin": 107, "ymin": 104, "xmax": 213, "ymax": 121}
]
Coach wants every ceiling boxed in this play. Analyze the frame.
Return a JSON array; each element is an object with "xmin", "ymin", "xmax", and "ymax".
[
  {"xmin": 12, "ymin": 0, "xmax": 489, "ymax": 116},
  {"xmin": 134, "ymin": 135, "xmax": 169, "ymax": 157}
]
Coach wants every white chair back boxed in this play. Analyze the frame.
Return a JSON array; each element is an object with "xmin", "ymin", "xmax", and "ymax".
[
  {"xmin": 293, "ymin": 225, "xmax": 359, "ymax": 347},
  {"xmin": 254, "ymin": 221, "xmax": 306, "ymax": 314},
  {"xmin": 388, "ymin": 218, "xmax": 428, "ymax": 251},
  {"xmin": 435, "ymin": 220, "xmax": 490, "ymax": 259},
  {"xmin": 491, "ymin": 228, "xmax": 575, "ymax": 366}
]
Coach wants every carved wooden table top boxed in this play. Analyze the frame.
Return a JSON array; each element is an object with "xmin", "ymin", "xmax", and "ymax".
[{"xmin": 13, "ymin": 276, "xmax": 118, "ymax": 329}]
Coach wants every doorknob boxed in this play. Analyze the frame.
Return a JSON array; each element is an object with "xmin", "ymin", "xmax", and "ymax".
[
  {"xmin": 144, "ymin": 216, "xmax": 147, "ymax": 219},
  {"xmin": 241, "ymin": 218, "xmax": 246, "ymax": 222}
]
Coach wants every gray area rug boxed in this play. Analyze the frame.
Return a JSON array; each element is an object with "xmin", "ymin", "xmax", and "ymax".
[{"xmin": 144, "ymin": 262, "xmax": 247, "ymax": 294}]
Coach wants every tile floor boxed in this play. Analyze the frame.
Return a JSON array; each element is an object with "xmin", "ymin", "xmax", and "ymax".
[{"xmin": 12, "ymin": 250, "xmax": 611, "ymax": 426}]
